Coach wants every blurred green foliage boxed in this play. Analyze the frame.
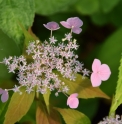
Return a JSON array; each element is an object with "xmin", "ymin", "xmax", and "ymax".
[
  {"xmin": 0, "ymin": 0, "xmax": 35, "ymax": 46},
  {"xmin": 0, "ymin": 30, "xmax": 20, "ymax": 80},
  {"xmin": 0, "ymin": 0, "xmax": 122, "ymax": 123},
  {"xmin": 35, "ymin": 0, "xmax": 77, "ymax": 15}
]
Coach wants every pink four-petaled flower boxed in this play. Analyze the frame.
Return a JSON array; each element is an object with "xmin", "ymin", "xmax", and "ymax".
[
  {"xmin": 67, "ymin": 93, "xmax": 79, "ymax": 109},
  {"xmin": 0, "ymin": 88, "xmax": 9, "ymax": 102},
  {"xmin": 90, "ymin": 59, "xmax": 111, "ymax": 87},
  {"xmin": 60, "ymin": 17, "xmax": 83, "ymax": 34},
  {"xmin": 43, "ymin": 22, "xmax": 60, "ymax": 31}
]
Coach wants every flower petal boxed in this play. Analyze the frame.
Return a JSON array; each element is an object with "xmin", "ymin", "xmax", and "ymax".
[
  {"xmin": 98, "ymin": 64, "xmax": 111, "ymax": 81},
  {"xmin": 72, "ymin": 27, "xmax": 82, "ymax": 34},
  {"xmin": 60, "ymin": 21, "xmax": 71, "ymax": 29},
  {"xmin": 43, "ymin": 22, "xmax": 60, "ymax": 30},
  {"xmin": 1, "ymin": 90, "xmax": 9, "ymax": 103},
  {"xmin": 91, "ymin": 72, "xmax": 101, "ymax": 87},
  {"xmin": 0, "ymin": 88, "xmax": 4, "ymax": 94},
  {"xmin": 67, "ymin": 17, "xmax": 83, "ymax": 27},
  {"xmin": 67, "ymin": 97, "xmax": 79, "ymax": 109},
  {"xmin": 92, "ymin": 59, "xmax": 101, "ymax": 73},
  {"xmin": 69, "ymin": 93, "xmax": 78, "ymax": 98},
  {"xmin": 67, "ymin": 97, "xmax": 70, "ymax": 106},
  {"xmin": 67, "ymin": 93, "xmax": 79, "ymax": 108}
]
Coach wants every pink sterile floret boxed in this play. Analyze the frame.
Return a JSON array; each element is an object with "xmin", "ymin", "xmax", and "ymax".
[
  {"xmin": 60, "ymin": 17, "xmax": 83, "ymax": 34},
  {"xmin": 0, "ymin": 88, "xmax": 9, "ymax": 103},
  {"xmin": 67, "ymin": 93, "xmax": 79, "ymax": 109},
  {"xmin": 43, "ymin": 22, "xmax": 60, "ymax": 31},
  {"xmin": 90, "ymin": 59, "xmax": 111, "ymax": 87}
]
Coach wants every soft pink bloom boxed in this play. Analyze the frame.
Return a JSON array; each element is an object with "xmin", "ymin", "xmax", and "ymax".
[
  {"xmin": 0, "ymin": 88, "xmax": 9, "ymax": 103},
  {"xmin": 67, "ymin": 93, "xmax": 79, "ymax": 109},
  {"xmin": 91, "ymin": 59, "xmax": 111, "ymax": 87},
  {"xmin": 43, "ymin": 22, "xmax": 60, "ymax": 31},
  {"xmin": 60, "ymin": 17, "xmax": 83, "ymax": 34},
  {"xmin": 0, "ymin": 88, "xmax": 3, "ymax": 94}
]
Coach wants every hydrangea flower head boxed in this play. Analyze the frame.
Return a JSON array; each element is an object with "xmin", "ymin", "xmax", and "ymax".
[
  {"xmin": 1, "ymin": 31, "xmax": 87, "ymax": 103},
  {"xmin": 43, "ymin": 21, "xmax": 60, "ymax": 31},
  {"xmin": 67, "ymin": 93, "xmax": 79, "ymax": 108},
  {"xmin": 60, "ymin": 17, "xmax": 83, "ymax": 34},
  {"xmin": 91, "ymin": 59, "xmax": 111, "ymax": 87},
  {"xmin": 0, "ymin": 17, "xmax": 90, "ymax": 107}
]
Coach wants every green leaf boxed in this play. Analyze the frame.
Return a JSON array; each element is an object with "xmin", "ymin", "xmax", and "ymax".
[
  {"xmin": 36, "ymin": 105, "xmax": 49, "ymax": 124},
  {"xmin": 20, "ymin": 100, "xmax": 36, "ymax": 124},
  {"xmin": 55, "ymin": 108, "xmax": 91, "ymax": 124},
  {"xmin": 43, "ymin": 88, "xmax": 51, "ymax": 113},
  {"xmin": 19, "ymin": 24, "xmax": 39, "ymax": 47},
  {"xmin": 20, "ymin": 25, "xmax": 40, "ymax": 54},
  {"xmin": 20, "ymin": 115, "xmax": 36, "ymax": 124},
  {"xmin": 0, "ymin": 102, "xmax": 7, "ymax": 117},
  {"xmin": 4, "ymin": 87, "xmax": 35, "ymax": 124},
  {"xmin": 0, "ymin": 0, "xmax": 2, "ymax": 4},
  {"xmin": 0, "ymin": 29, "xmax": 20, "ymax": 80},
  {"xmin": 35, "ymin": 0, "xmax": 77, "ymax": 15},
  {"xmin": 0, "ymin": 101, "xmax": 9, "ymax": 123},
  {"xmin": 99, "ymin": 0, "xmax": 120, "ymax": 13},
  {"xmin": 36, "ymin": 104, "xmax": 61, "ymax": 124},
  {"xmin": 75, "ymin": 0, "xmax": 99, "ymax": 15},
  {"xmin": 0, "ymin": 0, "xmax": 35, "ymax": 46},
  {"xmin": 109, "ymin": 57, "xmax": 122, "ymax": 116},
  {"xmin": 55, "ymin": 71, "xmax": 109, "ymax": 99}
]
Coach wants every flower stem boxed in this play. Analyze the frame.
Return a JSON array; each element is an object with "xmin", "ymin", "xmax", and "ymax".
[
  {"xmin": 109, "ymin": 96, "xmax": 115, "ymax": 118},
  {"xmin": 50, "ymin": 30, "xmax": 52, "ymax": 37}
]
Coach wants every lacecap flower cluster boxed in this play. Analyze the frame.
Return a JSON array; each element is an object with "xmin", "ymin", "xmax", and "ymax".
[
  {"xmin": 98, "ymin": 115, "xmax": 122, "ymax": 124},
  {"xmin": 0, "ymin": 17, "xmax": 111, "ymax": 109}
]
